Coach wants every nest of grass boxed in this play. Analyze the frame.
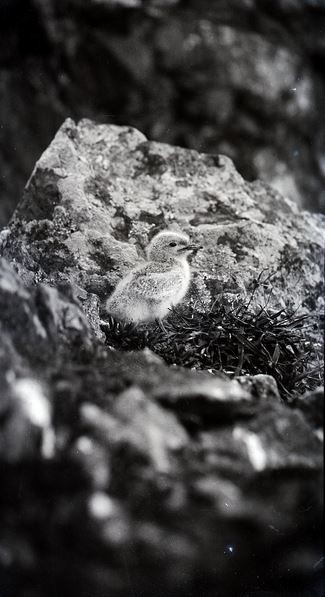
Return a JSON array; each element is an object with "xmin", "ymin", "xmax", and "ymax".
[{"xmin": 102, "ymin": 298, "xmax": 323, "ymax": 400}]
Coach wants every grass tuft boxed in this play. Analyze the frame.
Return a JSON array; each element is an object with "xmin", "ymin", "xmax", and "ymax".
[{"xmin": 102, "ymin": 299, "xmax": 323, "ymax": 400}]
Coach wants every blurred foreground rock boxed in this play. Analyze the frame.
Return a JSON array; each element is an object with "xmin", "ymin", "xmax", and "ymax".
[
  {"xmin": 0, "ymin": 120, "xmax": 323, "ymax": 596},
  {"xmin": 0, "ymin": 0, "xmax": 325, "ymax": 226}
]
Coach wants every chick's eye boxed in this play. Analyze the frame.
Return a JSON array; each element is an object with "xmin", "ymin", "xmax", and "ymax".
[{"xmin": 169, "ymin": 242, "xmax": 177, "ymax": 247}]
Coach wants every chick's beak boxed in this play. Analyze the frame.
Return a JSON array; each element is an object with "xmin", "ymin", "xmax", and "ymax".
[
  {"xmin": 178, "ymin": 244, "xmax": 202, "ymax": 253},
  {"xmin": 187, "ymin": 244, "xmax": 203, "ymax": 252}
]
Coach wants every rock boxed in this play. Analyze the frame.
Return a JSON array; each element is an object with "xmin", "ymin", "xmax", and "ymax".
[
  {"xmin": 153, "ymin": 372, "xmax": 255, "ymax": 422},
  {"xmin": 291, "ymin": 386, "xmax": 324, "ymax": 434},
  {"xmin": 0, "ymin": 256, "xmax": 94, "ymax": 462},
  {"xmin": 0, "ymin": 0, "xmax": 325, "ymax": 229},
  {"xmin": 81, "ymin": 385, "xmax": 188, "ymax": 474},
  {"xmin": 1, "ymin": 119, "xmax": 324, "ymax": 326},
  {"xmin": 0, "ymin": 122, "xmax": 323, "ymax": 596},
  {"xmin": 0, "ymin": 256, "xmax": 93, "ymax": 361},
  {"xmin": 0, "ymin": 376, "xmax": 55, "ymax": 462}
]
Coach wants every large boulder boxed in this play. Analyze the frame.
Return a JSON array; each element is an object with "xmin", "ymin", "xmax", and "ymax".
[
  {"xmin": 1, "ymin": 118, "xmax": 324, "ymax": 320},
  {"xmin": 0, "ymin": 120, "xmax": 323, "ymax": 596}
]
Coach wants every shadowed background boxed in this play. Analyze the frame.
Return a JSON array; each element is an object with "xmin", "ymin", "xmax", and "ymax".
[{"xmin": 0, "ymin": 0, "xmax": 325, "ymax": 228}]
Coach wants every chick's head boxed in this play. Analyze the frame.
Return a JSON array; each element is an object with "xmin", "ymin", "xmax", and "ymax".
[{"xmin": 147, "ymin": 231, "xmax": 201, "ymax": 262}]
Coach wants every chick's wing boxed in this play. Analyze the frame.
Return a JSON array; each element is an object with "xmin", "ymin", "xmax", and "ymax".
[{"xmin": 128, "ymin": 264, "xmax": 183, "ymax": 300}]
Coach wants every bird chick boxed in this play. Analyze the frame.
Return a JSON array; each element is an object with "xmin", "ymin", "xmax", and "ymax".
[{"xmin": 106, "ymin": 230, "xmax": 201, "ymax": 324}]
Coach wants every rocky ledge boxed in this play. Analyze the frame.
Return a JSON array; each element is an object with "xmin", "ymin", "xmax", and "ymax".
[{"xmin": 0, "ymin": 119, "xmax": 324, "ymax": 597}]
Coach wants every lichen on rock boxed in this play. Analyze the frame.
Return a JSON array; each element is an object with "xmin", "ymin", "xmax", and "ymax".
[{"xmin": 2, "ymin": 118, "xmax": 324, "ymax": 317}]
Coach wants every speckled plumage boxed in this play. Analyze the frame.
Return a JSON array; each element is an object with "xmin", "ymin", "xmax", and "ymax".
[{"xmin": 106, "ymin": 231, "xmax": 200, "ymax": 323}]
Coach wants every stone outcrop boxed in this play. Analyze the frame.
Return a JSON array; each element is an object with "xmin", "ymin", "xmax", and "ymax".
[
  {"xmin": 0, "ymin": 0, "xmax": 325, "ymax": 227},
  {"xmin": 0, "ymin": 120, "xmax": 323, "ymax": 596},
  {"xmin": 1, "ymin": 119, "xmax": 324, "ymax": 319}
]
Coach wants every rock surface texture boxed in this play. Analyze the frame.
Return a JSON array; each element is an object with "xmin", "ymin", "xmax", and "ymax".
[
  {"xmin": 0, "ymin": 0, "xmax": 325, "ymax": 227},
  {"xmin": 2, "ymin": 118, "xmax": 324, "ymax": 316},
  {"xmin": 0, "ymin": 119, "xmax": 324, "ymax": 597}
]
